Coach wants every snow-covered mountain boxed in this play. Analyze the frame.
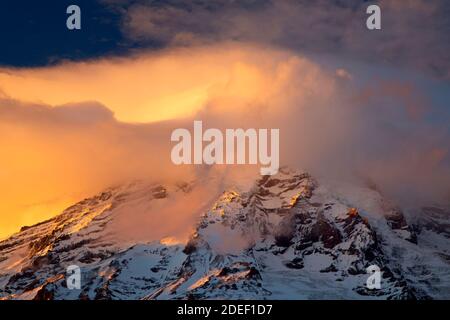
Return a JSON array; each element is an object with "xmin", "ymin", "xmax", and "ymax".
[{"xmin": 0, "ymin": 168, "xmax": 449, "ymax": 300}]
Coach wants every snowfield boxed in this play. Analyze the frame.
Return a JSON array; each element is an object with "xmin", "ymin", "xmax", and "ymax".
[{"xmin": 0, "ymin": 168, "xmax": 449, "ymax": 300}]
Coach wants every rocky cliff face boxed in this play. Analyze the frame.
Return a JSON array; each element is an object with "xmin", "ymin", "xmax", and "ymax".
[{"xmin": 0, "ymin": 168, "xmax": 449, "ymax": 300}]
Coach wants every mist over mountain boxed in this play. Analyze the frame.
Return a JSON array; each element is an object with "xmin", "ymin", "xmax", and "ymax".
[{"xmin": 1, "ymin": 44, "xmax": 449, "ymax": 238}]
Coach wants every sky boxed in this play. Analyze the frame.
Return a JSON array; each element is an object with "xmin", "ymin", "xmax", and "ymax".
[{"xmin": 0, "ymin": 0, "xmax": 449, "ymax": 238}]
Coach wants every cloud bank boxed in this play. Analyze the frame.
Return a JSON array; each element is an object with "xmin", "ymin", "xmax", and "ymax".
[{"xmin": 0, "ymin": 42, "xmax": 449, "ymax": 239}]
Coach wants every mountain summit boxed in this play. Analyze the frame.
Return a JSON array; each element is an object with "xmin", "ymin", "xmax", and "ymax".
[{"xmin": 1, "ymin": 168, "xmax": 449, "ymax": 300}]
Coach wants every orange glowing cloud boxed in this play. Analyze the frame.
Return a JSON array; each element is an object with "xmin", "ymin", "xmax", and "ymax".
[
  {"xmin": 0, "ymin": 42, "xmax": 448, "ymax": 241},
  {"xmin": 0, "ymin": 43, "xmax": 329, "ymax": 123},
  {"xmin": 0, "ymin": 43, "xmax": 338, "ymax": 239}
]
